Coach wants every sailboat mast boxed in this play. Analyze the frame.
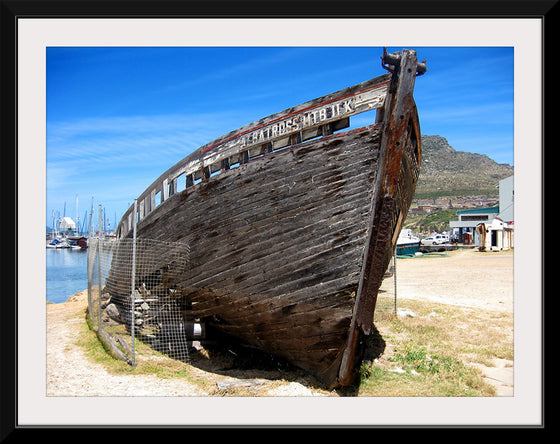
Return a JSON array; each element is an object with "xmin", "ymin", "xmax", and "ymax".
[
  {"xmin": 89, "ymin": 197, "xmax": 94, "ymax": 237},
  {"xmin": 75, "ymin": 195, "xmax": 79, "ymax": 235}
]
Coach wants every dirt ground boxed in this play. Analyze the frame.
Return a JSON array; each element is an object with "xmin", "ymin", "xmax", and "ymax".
[
  {"xmin": 47, "ymin": 290, "xmax": 331, "ymax": 397},
  {"xmin": 384, "ymin": 247, "xmax": 514, "ymax": 396},
  {"xmin": 46, "ymin": 247, "xmax": 513, "ymax": 397},
  {"xmin": 391, "ymin": 247, "xmax": 513, "ymax": 313}
]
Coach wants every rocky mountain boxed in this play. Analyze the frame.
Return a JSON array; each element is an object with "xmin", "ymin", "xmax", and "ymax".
[{"xmin": 414, "ymin": 135, "xmax": 514, "ymax": 199}]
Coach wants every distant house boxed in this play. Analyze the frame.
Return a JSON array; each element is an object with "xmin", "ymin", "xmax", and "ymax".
[
  {"xmin": 449, "ymin": 175, "xmax": 514, "ymax": 249},
  {"xmin": 449, "ymin": 206, "xmax": 500, "ymax": 244},
  {"xmin": 478, "ymin": 175, "xmax": 514, "ymax": 251},
  {"xmin": 475, "ymin": 217, "xmax": 514, "ymax": 251}
]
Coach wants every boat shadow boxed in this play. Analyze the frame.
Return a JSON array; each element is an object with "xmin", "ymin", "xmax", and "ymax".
[
  {"xmin": 182, "ymin": 332, "xmax": 324, "ymax": 390},
  {"xmin": 168, "ymin": 325, "xmax": 386, "ymax": 396},
  {"xmin": 333, "ymin": 324, "xmax": 387, "ymax": 396}
]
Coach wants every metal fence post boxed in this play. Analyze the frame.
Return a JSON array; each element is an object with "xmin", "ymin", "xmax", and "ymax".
[
  {"xmin": 130, "ymin": 199, "xmax": 138, "ymax": 366},
  {"xmin": 393, "ymin": 247, "xmax": 398, "ymax": 315},
  {"xmin": 86, "ymin": 238, "xmax": 95, "ymax": 327},
  {"xmin": 97, "ymin": 238, "xmax": 103, "ymax": 333}
]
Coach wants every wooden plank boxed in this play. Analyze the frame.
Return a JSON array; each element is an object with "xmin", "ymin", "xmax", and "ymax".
[
  {"xmin": 127, "ymin": 128, "xmax": 381, "ymax": 316},
  {"xmin": 337, "ymin": 48, "xmax": 423, "ymax": 386}
]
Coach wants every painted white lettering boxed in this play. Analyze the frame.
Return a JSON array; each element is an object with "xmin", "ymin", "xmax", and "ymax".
[{"xmin": 241, "ymin": 95, "xmax": 362, "ymax": 148}]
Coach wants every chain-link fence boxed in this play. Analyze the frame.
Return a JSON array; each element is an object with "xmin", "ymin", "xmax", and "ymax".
[{"xmin": 87, "ymin": 236, "xmax": 194, "ymax": 366}]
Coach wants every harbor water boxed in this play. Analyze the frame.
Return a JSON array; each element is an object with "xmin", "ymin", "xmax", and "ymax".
[{"xmin": 46, "ymin": 247, "xmax": 88, "ymax": 303}]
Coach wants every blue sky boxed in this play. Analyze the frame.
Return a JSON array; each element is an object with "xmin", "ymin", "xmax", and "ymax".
[{"xmin": 46, "ymin": 46, "xmax": 514, "ymax": 232}]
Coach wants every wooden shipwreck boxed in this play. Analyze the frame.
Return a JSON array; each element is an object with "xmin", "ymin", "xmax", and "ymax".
[{"xmin": 108, "ymin": 48, "xmax": 426, "ymax": 388}]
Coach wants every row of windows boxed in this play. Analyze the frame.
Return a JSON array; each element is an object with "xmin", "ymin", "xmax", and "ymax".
[
  {"xmin": 117, "ymin": 118, "xmax": 359, "ymax": 237},
  {"xmin": 138, "ymin": 124, "xmax": 343, "ymax": 217},
  {"xmin": 118, "ymin": 137, "xmax": 308, "ymax": 236},
  {"xmin": 460, "ymin": 215, "xmax": 490, "ymax": 221}
]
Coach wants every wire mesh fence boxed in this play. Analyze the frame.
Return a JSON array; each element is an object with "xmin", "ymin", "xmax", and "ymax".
[
  {"xmin": 87, "ymin": 231, "xmax": 400, "ymax": 367},
  {"xmin": 87, "ymin": 236, "xmax": 193, "ymax": 366}
]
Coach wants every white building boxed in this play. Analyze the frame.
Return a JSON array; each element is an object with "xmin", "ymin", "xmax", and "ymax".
[
  {"xmin": 449, "ymin": 206, "xmax": 500, "ymax": 245},
  {"xmin": 497, "ymin": 175, "xmax": 514, "ymax": 224},
  {"xmin": 475, "ymin": 217, "xmax": 514, "ymax": 251},
  {"xmin": 449, "ymin": 174, "xmax": 514, "ymax": 250},
  {"xmin": 58, "ymin": 216, "xmax": 78, "ymax": 235}
]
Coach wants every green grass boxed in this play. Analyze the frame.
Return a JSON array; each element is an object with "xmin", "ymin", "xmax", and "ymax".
[
  {"xmin": 80, "ymin": 311, "xmax": 208, "ymax": 386},
  {"xmin": 403, "ymin": 208, "xmax": 458, "ymax": 233},
  {"xmin": 352, "ymin": 297, "xmax": 513, "ymax": 396},
  {"xmin": 79, "ymin": 295, "xmax": 512, "ymax": 397}
]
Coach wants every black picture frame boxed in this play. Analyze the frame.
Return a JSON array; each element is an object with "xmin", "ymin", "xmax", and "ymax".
[{"xmin": 3, "ymin": 0, "xmax": 554, "ymax": 436}]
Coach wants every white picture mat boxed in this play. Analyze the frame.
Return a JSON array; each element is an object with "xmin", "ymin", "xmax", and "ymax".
[{"xmin": 17, "ymin": 18, "xmax": 542, "ymax": 426}]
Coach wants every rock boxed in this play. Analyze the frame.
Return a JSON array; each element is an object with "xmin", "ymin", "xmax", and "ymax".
[
  {"xmin": 216, "ymin": 378, "xmax": 266, "ymax": 391},
  {"xmin": 266, "ymin": 382, "xmax": 320, "ymax": 396},
  {"xmin": 101, "ymin": 296, "xmax": 112, "ymax": 309},
  {"xmin": 105, "ymin": 303, "xmax": 122, "ymax": 322},
  {"xmin": 397, "ymin": 308, "xmax": 416, "ymax": 317}
]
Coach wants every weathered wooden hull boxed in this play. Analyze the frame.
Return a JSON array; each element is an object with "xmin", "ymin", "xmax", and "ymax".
[{"xmin": 108, "ymin": 48, "xmax": 425, "ymax": 387}]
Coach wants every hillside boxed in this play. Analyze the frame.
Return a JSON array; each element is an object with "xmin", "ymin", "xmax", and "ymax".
[{"xmin": 414, "ymin": 135, "xmax": 514, "ymax": 199}]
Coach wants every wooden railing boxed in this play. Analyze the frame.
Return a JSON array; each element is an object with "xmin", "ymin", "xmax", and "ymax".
[{"xmin": 117, "ymin": 72, "xmax": 392, "ymax": 238}]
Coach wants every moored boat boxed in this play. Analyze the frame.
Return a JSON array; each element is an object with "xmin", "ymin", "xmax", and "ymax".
[
  {"xmin": 67, "ymin": 235, "xmax": 88, "ymax": 249},
  {"xmin": 396, "ymin": 228, "xmax": 421, "ymax": 256},
  {"xmin": 46, "ymin": 238, "xmax": 70, "ymax": 249},
  {"xmin": 105, "ymin": 48, "xmax": 426, "ymax": 388}
]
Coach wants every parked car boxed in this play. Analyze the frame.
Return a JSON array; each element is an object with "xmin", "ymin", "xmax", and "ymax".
[{"xmin": 421, "ymin": 234, "xmax": 447, "ymax": 245}]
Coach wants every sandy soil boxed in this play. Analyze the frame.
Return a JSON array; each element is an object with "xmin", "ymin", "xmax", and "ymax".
[
  {"xmin": 46, "ymin": 290, "xmax": 327, "ymax": 397},
  {"xmin": 391, "ymin": 247, "xmax": 513, "ymax": 313},
  {"xmin": 47, "ymin": 291, "xmax": 206, "ymax": 396},
  {"xmin": 46, "ymin": 247, "xmax": 513, "ymax": 397}
]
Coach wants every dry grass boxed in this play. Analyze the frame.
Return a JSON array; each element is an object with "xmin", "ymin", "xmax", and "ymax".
[
  {"xmin": 78, "ymin": 295, "xmax": 513, "ymax": 397},
  {"xmin": 349, "ymin": 296, "xmax": 513, "ymax": 396},
  {"xmin": 68, "ymin": 248, "xmax": 513, "ymax": 397}
]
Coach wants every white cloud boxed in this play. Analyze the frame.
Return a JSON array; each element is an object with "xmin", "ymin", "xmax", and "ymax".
[{"xmin": 46, "ymin": 110, "xmax": 246, "ymax": 222}]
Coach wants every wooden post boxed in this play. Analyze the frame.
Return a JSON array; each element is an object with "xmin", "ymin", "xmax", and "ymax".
[
  {"xmin": 338, "ymin": 48, "xmax": 422, "ymax": 386},
  {"xmin": 393, "ymin": 247, "xmax": 398, "ymax": 314},
  {"xmin": 97, "ymin": 238, "xmax": 102, "ymax": 333},
  {"xmin": 355, "ymin": 48, "xmax": 420, "ymax": 332},
  {"xmin": 130, "ymin": 199, "xmax": 138, "ymax": 366}
]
